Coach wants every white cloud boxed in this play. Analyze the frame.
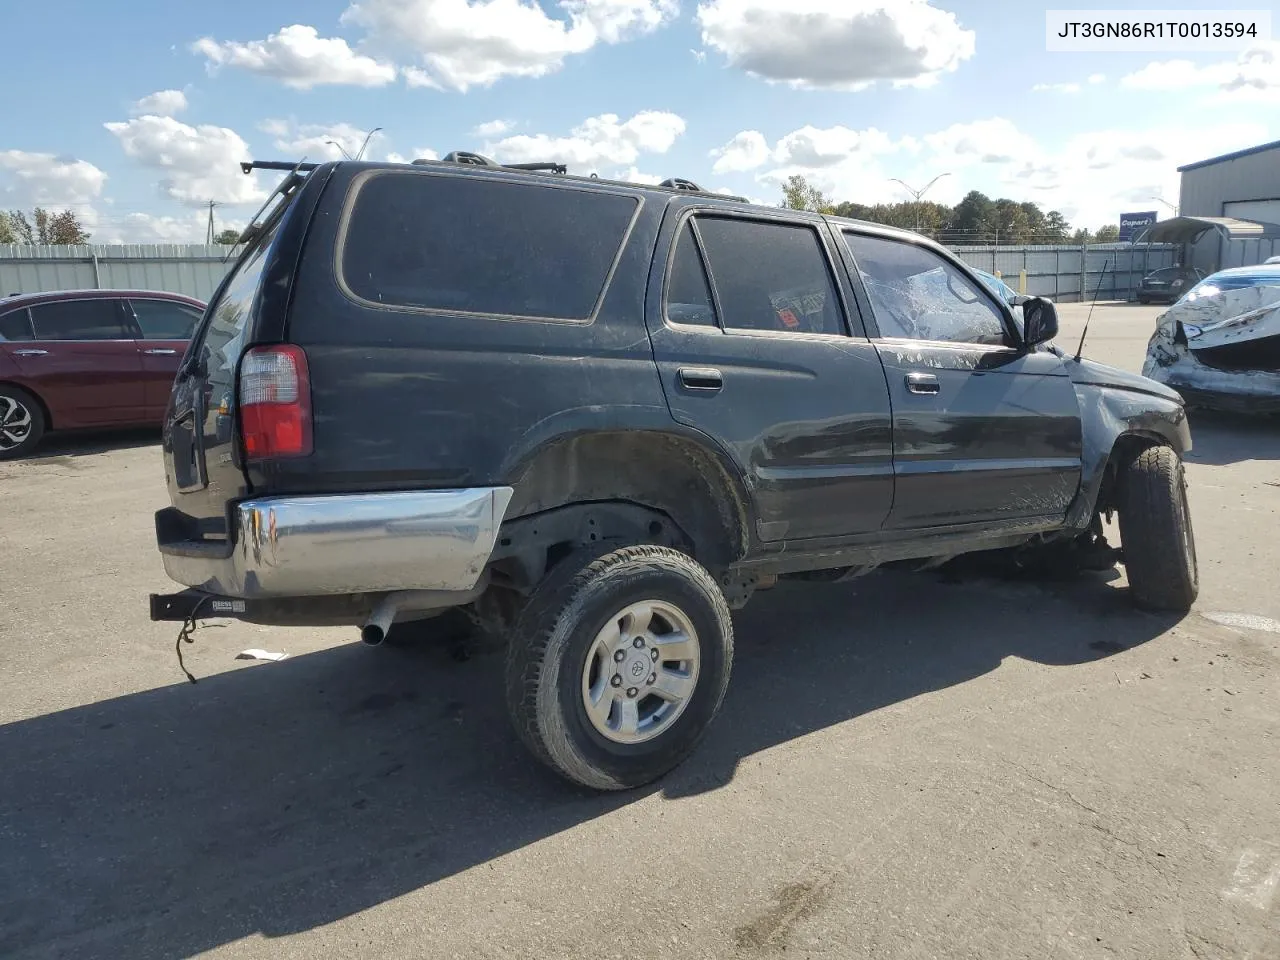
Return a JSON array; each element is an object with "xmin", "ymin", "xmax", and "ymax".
[
  {"xmin": 104, "ymin": 116, "xmax": 265, "ymax": 206},
  {"xmin": 695, "ymin": 0, "xmax": 975, "ymax": 90},
  {"xmin": 1121, "ymin": 43, "xmax": 1280, "ymax": 102},
  {"xmin": 710, "ymin": 130, "xmax": 770, "ymax": 173},
  {"xmin": 0, "ymin": 150, "xmax": 108, "ymax": 207},
  {"xmin": 922, "ymin": 118, "xmax": 1039, "ymax": 166},
  {"xmin": 618, "ymin": 166, "xmax": 664, "ymax": 184},
  {"xmin": 773, "ymin": 125, "xmax": 895, "ymax": 167},
  {"xmin": 385, "ymin": 147, "xmax": 439, "ymax": 163},
  {"xmin": 712, "ymin": 115, "xmax": 1272, "ymax": 231},
  {"xmin": 132, "ymin": 90, "xmax": 188, "ymax": 117},
  {"xmin": 472, "ymin": 119, "xmax": 513, "ymax": 138},
  {"xmin": 343, "ymin": 0, "xmax": 677, "ymax": 91},
  {"xmin": 1031, "ymin": 82, "xmax": 1081, "ymax": 93},
  {"xmin": 486, "ymin": 110, "xmax": 686, "ymax": 172},
  {"xmin": 262, "ymin": 120, "xmax": 385, "ymax": 161},
  {"xmin": 1087, "ymin": 73, "xmax": 1105, "ymax": 84},
  {"xmin": 192, "ymin": 24, "xmax": 397, "ymax": 89}
]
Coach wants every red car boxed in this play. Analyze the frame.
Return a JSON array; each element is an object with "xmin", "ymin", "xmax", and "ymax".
[{"xmin": 0, "ymin": 288, "xmax": 206, "ymax": 459}]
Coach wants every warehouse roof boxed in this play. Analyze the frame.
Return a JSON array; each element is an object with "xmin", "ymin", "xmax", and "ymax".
[{"xmin": 1177, "ymin": 138, "xmax": 1280, "ymax": 172}]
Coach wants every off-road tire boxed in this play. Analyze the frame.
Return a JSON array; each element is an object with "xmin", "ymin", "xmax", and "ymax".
[
  {"xmin": 0, "ymin": 385, "xmax": 45, "ymax": 460},
  {"xmin": 1117, "ymin": 445, "xmax": 1198, "ymax": 612},
  {"xmin": 1137, "ymin": 296, "xmax": 1151, "ymax": 305},
  {"xmin": 504, "ymin": 543, "xmax": 734, "ymax": 791}
]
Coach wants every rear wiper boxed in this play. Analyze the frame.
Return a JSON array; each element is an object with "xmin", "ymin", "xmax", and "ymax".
[{"xmin": 222, "ymin": 158, "xmax": 313, "ymax": 263}]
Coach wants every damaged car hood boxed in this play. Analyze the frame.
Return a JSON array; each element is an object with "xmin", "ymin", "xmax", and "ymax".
[{"xmin": 1155, "ymin": 284, "xmax": 1280, "ymax": 352}]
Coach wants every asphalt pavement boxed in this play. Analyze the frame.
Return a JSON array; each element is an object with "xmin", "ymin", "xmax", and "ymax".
[{"xmin": 1, "ymin": 302, "xmax": 1277, "ymax": 959}]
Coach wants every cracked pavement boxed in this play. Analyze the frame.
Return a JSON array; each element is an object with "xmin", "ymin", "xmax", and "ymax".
[{"xmin": 1, "ymin": 303, "xmax": 1278, "ymax": 959}]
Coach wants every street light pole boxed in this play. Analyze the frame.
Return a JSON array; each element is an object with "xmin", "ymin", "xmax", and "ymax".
[
  {"xmin": 890, "ymin": 173, "xmax": 952, "ymax": 234},
  {"xmin": 1149, "ymin": 196, "xmax": 1179, "ymax": 217}
]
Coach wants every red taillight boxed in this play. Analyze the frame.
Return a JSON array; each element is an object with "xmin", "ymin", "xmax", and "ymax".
[{"xmin": 239, "ymin": 345, "xmax": 312, "ymax": 460}]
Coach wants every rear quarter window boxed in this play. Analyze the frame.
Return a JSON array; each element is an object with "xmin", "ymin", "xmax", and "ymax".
[{"xmin": 338, "ymin": 171, "xmax": 639, "ymax": 321}]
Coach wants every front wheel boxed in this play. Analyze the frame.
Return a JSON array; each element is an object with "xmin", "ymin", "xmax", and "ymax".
[
  {"xmin": 1117, "ymin": 445, "xmax": 1198, "ymax": 612},
  {"xmin": 504, "ymin": 544, "xmax": 733, "ymax": 791}
]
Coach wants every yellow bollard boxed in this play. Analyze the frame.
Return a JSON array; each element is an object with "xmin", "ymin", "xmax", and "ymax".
[{"xmin": 1019, "ymin": 269, "xmax": 1027, "ymax": 294}]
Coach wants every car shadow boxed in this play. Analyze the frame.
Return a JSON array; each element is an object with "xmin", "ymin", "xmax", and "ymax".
[
  {"xmin": 25, "ymin": 427, "xmax": 160, "ymax": 461},
  {"xmin": 1184, "ymin": 409, "xmax": 1280, "ymax": 466},
  {"xmin": 0, "ymin": 570, "xmax": 1178, "ymax": 959}
]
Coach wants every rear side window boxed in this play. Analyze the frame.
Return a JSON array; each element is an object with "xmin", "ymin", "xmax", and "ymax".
[
  {"xmin": 339, "ymin": 172, "xmax": 639, "ymax": 321},
  {"xmin": 694, "ymin": 217, "xmax": 844, "ymax": 336},
  {"xmin": 131, "ymin": 299, "xmax": 202, "ymax": 339},
  {"xmin": 0, "ymin": 308, "xmax": 34, "ymax": 341},
  {"xmin": 664, "ymin": 222, "xmax": 717, "ymax": 327},
  {"xmin": 29, "ymin": 299, "xmax": 130, "ymax": 340}
]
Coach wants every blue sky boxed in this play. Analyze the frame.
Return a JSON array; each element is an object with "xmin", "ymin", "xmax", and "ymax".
[{"xmin": 2, "ymin": 0, "xmax": 1277, "ymax": 242}]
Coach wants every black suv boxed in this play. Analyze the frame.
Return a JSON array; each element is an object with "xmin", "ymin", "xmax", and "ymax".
[{"xmin": 150, "ymin": 154, "xmax": 1198, "ymax": 791}]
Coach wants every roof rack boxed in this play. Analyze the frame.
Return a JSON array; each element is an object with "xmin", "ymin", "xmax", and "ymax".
[{"xmin": 238, "ymin": 154, "xmax": 749, "ymax": 204}]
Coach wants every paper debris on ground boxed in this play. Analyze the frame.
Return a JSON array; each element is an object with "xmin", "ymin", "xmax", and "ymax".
[{"xmin": 235, "ymin": 649, "xmax": 290, "ymax": 662}]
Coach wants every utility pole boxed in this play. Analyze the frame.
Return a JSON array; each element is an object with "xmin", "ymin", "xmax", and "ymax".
[
  {"xmin": 890, "ymin": 173, "xmax": 952, "ymax": 234},
  {"xmin": 1149, "ymin": 195, "xmax": 1179, "ymax": 217},
  {"xmin": 204, "ymin": 200, "xmax": 221, "ymax": 244}
]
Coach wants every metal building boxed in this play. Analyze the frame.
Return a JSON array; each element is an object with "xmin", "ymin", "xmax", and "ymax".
[{"xmin": 1177, "ymin": 139, "xmax": 1280, "ymax": 269}]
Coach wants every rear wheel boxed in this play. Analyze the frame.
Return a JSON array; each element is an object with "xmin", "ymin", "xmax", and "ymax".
[
  {"xmin": 1117, "ymin": 445, "xmax": 1198, "ymax": 612},
  {"xmin": 1137, "ymin": 295, "xmax": 1151, "ymax": 305},
  {"xmin": 0, "ymin": 386, "xmax": 45, "ymax": 460},
  {"xmin": 505, "ymin": 544, "xmax": 733, "ymax": 790}
]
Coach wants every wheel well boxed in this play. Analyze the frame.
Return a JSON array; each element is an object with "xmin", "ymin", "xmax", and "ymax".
[
  {"xmin": 502, "ymin": 430, "xmax": 750, "ymax": 575},
  {"xmin": 0, "ymin": 382, "xmax": 51, "ymax": 429},
  {"xmin": 1096, "ymin": 432, "xmax": 1166, "ymax": 514}
]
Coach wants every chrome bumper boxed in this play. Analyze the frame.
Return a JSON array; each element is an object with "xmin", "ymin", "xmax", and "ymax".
[{"xmin": 158, "ymin": 487, "xmax": 514, "ymax": 599}]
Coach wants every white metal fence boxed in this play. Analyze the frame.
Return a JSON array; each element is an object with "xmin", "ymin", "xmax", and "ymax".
[
  {"xmin": 949, "ymin": 243, "xmax": 1180, "ymax": 302},
  {"xmin": 1, "ymin": 240, "xmax": 1184, "ymax": 306},
  {"xmin": 0, "ymin": 244, "xmax": 236, "ymax": 303}
]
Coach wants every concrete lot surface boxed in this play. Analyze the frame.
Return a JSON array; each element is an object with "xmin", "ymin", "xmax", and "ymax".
[{"xmin": 1, "ymin": 303, "xmax": 1277, "ymax": 959}]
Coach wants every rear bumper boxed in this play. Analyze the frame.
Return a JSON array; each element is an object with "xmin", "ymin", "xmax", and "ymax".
[{"xmin": 156, "ymin": 487, "xmax": 514, "ymax": 599}]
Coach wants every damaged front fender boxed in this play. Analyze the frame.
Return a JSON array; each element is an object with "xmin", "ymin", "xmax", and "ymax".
[{"xmin": 1063, "ymin": 383, "xmax": 1190, "ymax": 530}]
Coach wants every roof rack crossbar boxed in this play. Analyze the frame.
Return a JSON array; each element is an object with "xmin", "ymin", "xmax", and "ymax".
[
  {"xmin": 240, "ymin": 160, "xmax": 319, "ymax": 174},
  {"xmin": 504, "ymin": 161, "xmax": 568, "ymax": 174}
]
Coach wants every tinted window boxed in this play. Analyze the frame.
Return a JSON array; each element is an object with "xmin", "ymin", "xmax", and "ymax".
[
  {"xmin": 341, "ymin": 172, "xmax": 638, "ymax": 320},
  {"xmin": 695, "ymin": 217, "xmax": 843, "ymax": 335},
  {"xmin": 29, "ymin": 299, "xmax": 130, "ymax": 341},
  {"xmin": 844, "ymin": 233, "xmax": 1007, "ymax": 346},
  {"xmin": 0, "ymin": 308, "xmax": 34, "ymax": 341},
  {"xmin": 131, "ymin": 299, "xmax": 201, "ymax": 339},
  {"xmin": 1149, "ymin": 267, "xmax": 1180, "ymax": 280},
  {"xmin": 197, "ymin": 228, "xmax": 277, "ymax": 410},
  {"xmin": 665, "ymin": 221, "xmax": 717, "ymax": 327}
]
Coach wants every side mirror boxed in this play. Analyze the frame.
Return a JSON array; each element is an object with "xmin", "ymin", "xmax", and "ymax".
[{"xmin": 1021, "ymin": 296, "xmax": 1058, "ymax": 347}]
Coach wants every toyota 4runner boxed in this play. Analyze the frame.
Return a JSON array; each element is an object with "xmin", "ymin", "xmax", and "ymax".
[{"xmin": 149, "ymin": 154, "xmax": 1198, "ymax": 791}]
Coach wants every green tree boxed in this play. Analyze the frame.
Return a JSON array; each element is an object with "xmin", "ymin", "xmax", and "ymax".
[
  {"xmin": 1043, "ymin": 210, "xmax": 1071, "ymax": 242},
  {"xmin": 2, "ymin": 207, "xmax": 89, "ymax": 244},
  {"xmin": 1071, "ymin": 227, "xmax": 1092, "ymax": 244},
  {"xmin": 780, "ymin": 175, "xmax": 834, "ymax": 214},
  {"xmin": 214, "ymin": 228, "xmax": 241, "ymax": 244},
  {"xmin": 1093, "ymin": 224, "xmax": 1120, "ymax": 243}
]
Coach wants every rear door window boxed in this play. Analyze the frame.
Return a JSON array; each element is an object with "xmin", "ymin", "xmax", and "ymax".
[
  {"xmin": 130, "ymin": 299, "xmax": 202, "ymax": 339},
  {"xmin": 692, "ymin": 216, "xmax": 845, "ymax": 336},
  {"xmin": 28, "ymin": 299, "xmax": 131, "ymax": 340},
  {"xmin": 339, "ymin": 172, "xmax": 639, "ymax": 321},
  {"xmin": 664, "ymin": 221, "xmax": 718, "ymax": 328}
]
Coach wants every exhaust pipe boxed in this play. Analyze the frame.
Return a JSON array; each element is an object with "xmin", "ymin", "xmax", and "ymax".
[
  {"xmin": 361, "ymin": 593, "xmax": 400, "ymax": 646},
  {"xmin": 358, "ymin": 580, "xmax": 491, "ymax": 646}
]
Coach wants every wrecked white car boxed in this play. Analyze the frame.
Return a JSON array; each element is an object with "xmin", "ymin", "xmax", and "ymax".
[{"xmin": 1142, "ymin": 265, "xmax": 1280, "ymax": 412}]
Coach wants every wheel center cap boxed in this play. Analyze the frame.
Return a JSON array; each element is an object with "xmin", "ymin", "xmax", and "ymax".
[{"xmin": 625, "ymin": 652, "xmax": 649, "ymax": 682}]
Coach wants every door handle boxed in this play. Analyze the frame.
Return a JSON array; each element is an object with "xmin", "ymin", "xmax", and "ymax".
[
  {"xmin": 13, "ymin": 348, "xmax": 48, "ymax": 357},
  {"xmin": 905, "ymin": 372, "xmax": 941, "ymax": 395},
  {"xmin": 143, "ymin": 348, "xmax": 178, "ymax": 355},
  {"xmin": 677, "ymin": 366, "xmax": 723, "ymax": 392}
]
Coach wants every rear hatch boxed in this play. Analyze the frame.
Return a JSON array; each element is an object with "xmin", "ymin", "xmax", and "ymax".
[{"xmin": 159, "ymin": 163, "xmax": 327, "ymax": 541}]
